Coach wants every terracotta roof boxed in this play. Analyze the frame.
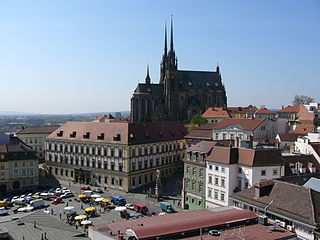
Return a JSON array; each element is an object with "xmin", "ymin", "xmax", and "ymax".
[
  {"xmin": 254, "ymin": 107, "xmax": 275, "ymax": 114},
  {"xmin": 202, "ymin": 107, "xmax": 231, "ymax": 118},
  {"xmin": 206, "ymin": 146, "xmax": 238, "ymax": 164},
  {"xmin": 293, "ymin": 124, "xmax": 315, "ymax": 134},
  {"xmin": 185, "ymin": 122, "xmax": 217, "ymax": 140},
  {"xmin": 232, "ymin": 179, "xmax": 320, "ymax": 227},
  {"xmin": 278, "ymin": 105, "xmax": 308, "ymax": 113},
  {"xmin": 238, "ymin": 148, "xmax": 283, "ymax": 167},
  {"xmin": 187, "ymin": 141, "xmax": 216, "ymax": 153},
  {"xmin": 227, "ymin": 105, "xmax": 257, "ymax": 115},
  {"xmin": 277, "ymin": 133, "xmax": 301, "ymax": 142},
  {"xmin": 213, "ymin": 118, "xmax": 267, "ymax": 131},
  {"xmin": 183, "ymin": 224, "xmax": 295, "ymax": 240},
  {"xmin": 206, "ymin": 147, "xmax": 283, "ymax": 167},
  {"xmin": 47, "ymin": 121, "xmax": 187, "ymax": 145},
  {"xmin": 95, "ymin": 209, "xmax": 257, "ymax": 240},
  {"xmin": 16, "ymin": 126, "xmax": 59, "ymax": 135},
  {"xmin": 282, "ymin": 154, "xmax": 320, "ymax": 175}
]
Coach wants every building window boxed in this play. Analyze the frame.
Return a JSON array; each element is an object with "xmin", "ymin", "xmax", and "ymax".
[
  {"xmin": 119, "ymin": 164, "xmax": 123, "ymax": 172},
  {"xmin": 245, "ymin": 181, "xmax": 249, "ymax": 189},
  {"xmin": 132, "ymin": 177, "xmax": 135, "ymax": 186},
  {"xmin": 198, "ymin": 200, "xmax": 202, "ymax": 206},
  {"xmin": 111, "ymin": 178, "xmax": 115, "ymax": 185},
  {"xmin": 104, "ymin": 177, "xmax": 108, "ymax": 184},
  {"xmin": 139, "ymin": 177, "xmax": 142, "ymax": 185},
  {"xmin": 132, "ymin": 162, "xmax": 135, "ymax": 171},
  {"xmin": 273, "ymin": 169, "xmax": 278, "ymax": 175},
  {"xmin": 215, "ymin": 166, "xmax": 219, "ymax": 171},
  {"xmin": 144, "ymin": 175, "xmax": 148, "ymax": 183},
  {"xmin": 199, "ymin": 169, "xmax": 204, "ymax": 177},
  {"xmin": 221, "ymin": 167, "xmax": 225, "ymax": 173},
  {"xmin": 238, "ymin": 167, "xmax": 242, "ymax": 174},
  {"xmin": 192, "ymin": 181, "xmax": 195, "ymax": 191},
  {"xmin": 238, "ymin": 179, "xmax": 242, "ymax": 189},
  {"xmin": 214, "ymin": 177, "xmax": 219, "ymax": 186},
  {"xmin": 199, "ymin": 182, "xmax": 203, "ymax": 193},
  {"xmin": 208, "ymin": 188, "xmax": 212, "ymax": 197},
  {"xmin": 192, "ymin": 167, "xmax": 196, "ymax": 175},
  {"xmin": 221, "ymin": 178, "xmax": 225, "ymax": 188},
  {"xmin": 214, "ymin": 190, "xmax": 219, "ymax": 200},
  {"xmin": 209, "ymin": 165, "xmax": 212, "ymax": 170},
  {"xmin": 220, "ymin": 192, "xmax": 225, "ymax": 202},
  {"xmin": 261, "ymin": 126, "xmax": 266, "ymax": 130},
  {"xmin": 261, "ymin": 170, "xmax": 266, "ymax": 176},
  {"xmin": 208, "ymin": 175, "xmax": 212, "ymax": 184},
  {"xmin": 119, "ymin": 179, "xmax": 122, "ymax": 187}
]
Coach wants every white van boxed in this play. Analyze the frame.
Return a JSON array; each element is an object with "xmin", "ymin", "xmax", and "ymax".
[{"xmin": 30, "ymin": 199, "xmax": 45, "ymax": 209}]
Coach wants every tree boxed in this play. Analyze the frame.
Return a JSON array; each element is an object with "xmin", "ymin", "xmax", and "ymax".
[
  {"xmin": 292, "ymin": 95, "xmax": 314, "ymax": 106},
  {"xmin": 188, "ymin": 114, "xmax": 208, "ymax": 132}
]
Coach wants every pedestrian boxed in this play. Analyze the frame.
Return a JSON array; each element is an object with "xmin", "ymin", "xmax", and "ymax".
[
  {"xmin": 51, "ymin": 209, "xmax": 53, "ymax": 215},
  {"xmin": 66, "ymin": 202, "xmax": 69, "ymax": 207},
  {"xmin": 59, "ymin": 213, "xmax": 61, "ymax": 219},
  {"xmin": 81, "ymin": 204, "xmax": 83, "ymax": 210},
  {"xmin": 173, "ymin": 200, "xmax": 175, "ymax": 205}
]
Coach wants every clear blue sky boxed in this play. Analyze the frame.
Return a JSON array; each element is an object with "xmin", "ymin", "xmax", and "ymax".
[{"xmin": 0, "ymin": 0, "xmax": 319, "ymax": 114}]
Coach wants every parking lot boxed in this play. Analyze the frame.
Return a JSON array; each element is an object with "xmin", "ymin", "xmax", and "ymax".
[{"xmin": 0, "ymin": 173, "xmax": 182, "ymax": 229}]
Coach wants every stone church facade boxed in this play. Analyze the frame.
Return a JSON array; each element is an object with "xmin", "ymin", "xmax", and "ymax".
[{"xmin": 131, "ymin": 20, "xmax": 227, "ymax": 122}]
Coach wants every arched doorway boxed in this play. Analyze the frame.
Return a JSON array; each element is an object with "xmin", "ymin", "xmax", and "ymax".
[
  {"xmin": 0, "ymin": 184, "xmax": 7, "ymax": 193},
  {"xmin": 12, "ymin": 181, "xmax": 20, "ymax": 190}
]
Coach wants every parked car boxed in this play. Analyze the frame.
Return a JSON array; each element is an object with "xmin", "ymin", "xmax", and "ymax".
[
  {"xmin": 30, "ymin": 199, "xmax": 45, "ymax": 209},
  {"xmin": 93, "ymin": 188, "xmax": 103, "ymax": 193},
  {"xmin": 159, "ymin": 202, "xmax": 176, "ymax": 213},
  {"xmin": 133, "ymin": 203, "xmax": 148, "ymax": 215},
  {"xmin": 81, "ymin": 186, "xmax": 91, "ymax": 190},
  {"xmin": 61, "ymin": 192, "xmax": 74, "ymax": 198},
  {"xmin": 111, "ymin": 196, "xmax": 126, "ymax": 206},
  {"xmin": 51, "ymin": 197, "xmax": 63, "ymax": 205},
  {"xmin": 125, "ymin": 203, "xmax": 134, "ymax": 210}
]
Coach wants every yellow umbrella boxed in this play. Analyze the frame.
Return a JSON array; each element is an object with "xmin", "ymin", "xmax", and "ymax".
[
  {"xmin": 78, "ymin": 194, "xmax": 87, "ymax": 198},
  {"xmin": 101, "ymin": 199, "xmax": 111, "ymax": 203},
  {"xmin": 74, "ymin": 215, "xmax": 87, "ymax": 221},
  {"xmin": 85, "ymin": 207, "xmax": 95, "ymax": 212}
]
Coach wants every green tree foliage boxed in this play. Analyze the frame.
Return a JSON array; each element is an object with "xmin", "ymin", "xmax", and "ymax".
[
  {"xmin": 292, "ymin": 95, "xmax": 314, "ymax": 106},
  {"xmin": 188, "ymin": 114, "xmax": 208, "ymax": 132}
]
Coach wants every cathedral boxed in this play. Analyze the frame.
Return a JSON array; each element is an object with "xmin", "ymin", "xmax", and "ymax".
[{"xmin": 131, "ymin": 20, "xmax": 227, "ymax": 122}]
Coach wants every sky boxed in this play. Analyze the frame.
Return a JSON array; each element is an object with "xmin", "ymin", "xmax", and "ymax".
[{"xmin": 0, "ymin": 0, "xmax": 319, "ymax": 114}]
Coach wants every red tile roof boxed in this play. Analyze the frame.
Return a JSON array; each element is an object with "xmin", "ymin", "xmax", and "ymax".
[
  {"xmin": 227, "ymin": 105, "xmax": 257, "ymax": 115},
  {"xmin": 213, "ymin": 118, "xmax": 267, "ymax": 131},
  {"xmin": 202, "ymin": 107, "xmax": 231, "ymax": 118},
  {"xmin": 95, "ymin": 209, "xmax": 257, "ymax": 240},
  {"xmin": 206, "ymin": 146, "xmax": 238, "ymax": 164},
  {"xmin": 183, "ymin": 224, "xmax": 296, "ymax": 240},
  {"xmin": 186, "ymin": 141, "xmax": 216, "ymax": 153},
  {"xmin": 278, "ymin": 105, "xmax": 308, "ymax": 113},
  {"xmin": 47, "ymin": 121, "xmax": 187, "ymax": 145},
  {"xmin": 255, "ymin": 107, "xmax": 275, "ymax": 114},
  {"xmin": 293, "ymin": 124, "xmax": 315, "ymax": 134},
  {"xmin": 185, "ymin": 122, "xmax": 217, "ymax": 140},
  {"xmin": 277, "ymin": 133, "xmax": 301, "ymax": 142},
  {"xmin": 16, "ymin": 126, "xmax": 59, "ymax": 135}
]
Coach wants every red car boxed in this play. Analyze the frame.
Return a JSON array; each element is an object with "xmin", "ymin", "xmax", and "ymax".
[
  {"xmin": 51, "ymin": 197, "xmax": 63, "ymax": 205},
  {"xmin": 81, "ymin": 186, "xmax": 91, "ymax": 190}
]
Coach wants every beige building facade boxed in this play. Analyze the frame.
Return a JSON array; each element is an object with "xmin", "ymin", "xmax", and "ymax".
[
  {"xmin": 45, "ymin": 121, "xmax": 186, "ymax": 192},
  {"xmin": 16, "ymin": 126, "xmax": 59, "ymax": 159},
  {"xmin": 0, "ymin": 133, "xmax": 39, "ymax": 193}
]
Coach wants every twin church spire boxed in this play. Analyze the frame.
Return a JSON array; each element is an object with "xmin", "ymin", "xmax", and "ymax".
[{"xmin": 145, "ymin": 16, "xmax": 177, "ymax": 85}]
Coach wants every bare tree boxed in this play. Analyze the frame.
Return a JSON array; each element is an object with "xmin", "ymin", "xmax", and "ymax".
[{"xmin": 292, "ymin": 95, "xmax": 314, "ymax": 106}]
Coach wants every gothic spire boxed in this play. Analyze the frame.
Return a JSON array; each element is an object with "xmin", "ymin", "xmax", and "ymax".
[
  {"xmin": 145, "ymin": 64, "xmax": 151, "ymax": 84},
  {"xmin": 170, "ymin": 15, "xmax": 174, "ymax": 52},
  {"xmin": 164, "ymin": 22, "xmax": 167, "ymax": 57}
]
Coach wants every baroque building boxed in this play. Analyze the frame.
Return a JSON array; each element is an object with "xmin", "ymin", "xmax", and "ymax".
[
  {"xmin": 45, "ymin": 121, "xmax": 186, "ymax": 192},
  {"xmin": 131, "ymin": 19, "xmax": 227, "ymax": 123}
]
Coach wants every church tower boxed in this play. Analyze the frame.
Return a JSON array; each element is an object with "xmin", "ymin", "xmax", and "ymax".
[{"xmin": 164, "ymin": 17, "xmax": 179, "ymax": 121}]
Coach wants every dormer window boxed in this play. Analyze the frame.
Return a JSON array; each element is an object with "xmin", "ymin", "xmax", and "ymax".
[
  {"xmin": 70, "ymin": 131, "xmax": 76, "ymax": 138},
  {"xmin": 147, "ymin": 88, "xmax": 151, "ymax": 92},
  {"xmin": 113, "ymin": 134, "xmax": 121, "ymax": 141},
  {"xmin": 206, "ymin": 82, "xmax": 210, "ymax": 87},
  {"xmin": 97, "ymin": 133, "xmax": 105, "ymax": 140},
  {"xmin": 188, "ymin": 82, "xmax": 192, "ymax": 86},
  {"xmin": 57, "ymin": 131, "xmax": 63, "ymax": 137},
  {"xmin": 83, "ymin": 132, "xmax": 90, "ymax": 139}
]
